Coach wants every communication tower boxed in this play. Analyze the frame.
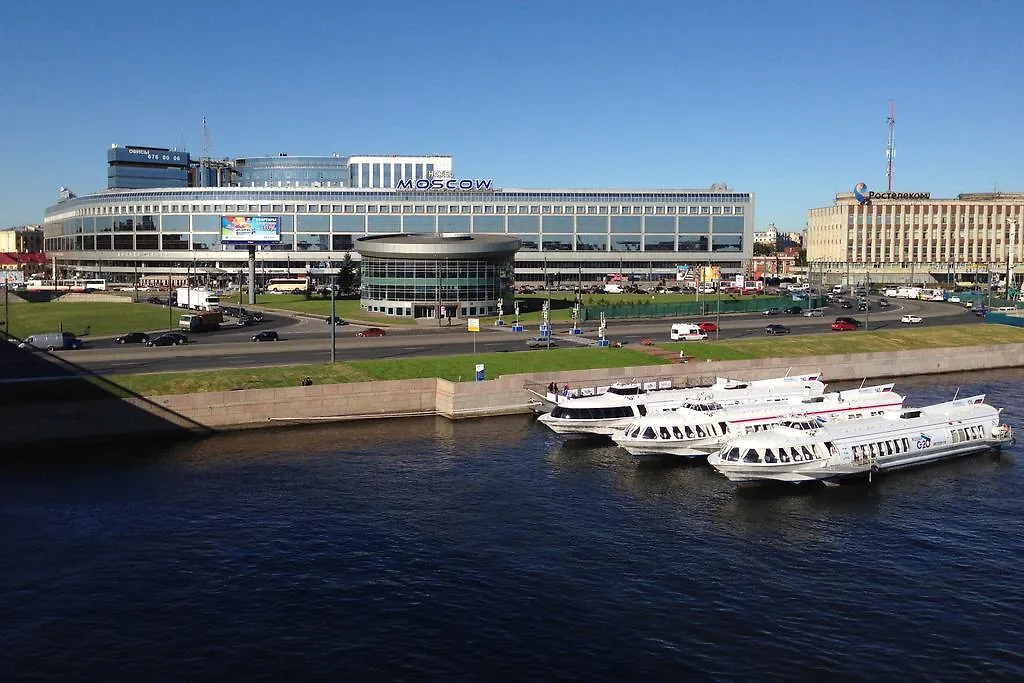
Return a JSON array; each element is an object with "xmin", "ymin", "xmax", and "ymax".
[{"xmin": 886, "ymin": 99, "xmax": 895, "ymax": 192}]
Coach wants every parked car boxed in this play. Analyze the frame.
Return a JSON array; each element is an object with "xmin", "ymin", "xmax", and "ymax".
[
  {"xmin": 326, "ymin": 316, "xmax": 348, "ymax": 325},
  {"xmin": 526, "ymin": 336, "xmax": 558, "ymax": 348},
  {"xmin": 147, "ymin": 332, "xmax": 189, "ymax": 346},
  {"xmin": 783, "ymin": 306, "xmax": 804, "ymax": 314},
  {"xmin": 356, "ymin": 327, "xmax": 386, "ymax": 337},
  {"xmin": 900, "ymin": 314, "xmax": 923, "ymax": 324},
  {"xmin": 761, "ymin": 307, "xmax": 781, "ymax": 316},
  {"xmin": 803, "ymin": 308, "xmax": 824, "ymax": 317},
  {"xmin": 697, "ymin": 321, "xmax": 717, "ymax": 333},
  {"xmin": 113, "ymin": 331, "xmax": 150, "ymax": 345},
  {"xmin": 765, "ymin": 324, "xmax": 791, "ymax": 335},
  {"xmin": 831, "ymin": 320, "xmax": 858, "ymax": 332},
  {"xmin": 251, "ymin": 330, "xmax": 280, "ymax": 342}
]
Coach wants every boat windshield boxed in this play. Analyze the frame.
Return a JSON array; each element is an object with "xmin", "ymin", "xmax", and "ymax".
[
  {"xmin": 779, "ymin": 419, "xmax": 820, "ymax": 430},
  {"xmin": 606, "ymin": 384, "xmax": 645, "ymax": 396}
]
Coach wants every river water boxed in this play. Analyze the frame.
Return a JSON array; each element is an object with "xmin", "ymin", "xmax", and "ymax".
[{"xmin": 2, "ymin": 369, "xmax": 1023, "ymax": 682}]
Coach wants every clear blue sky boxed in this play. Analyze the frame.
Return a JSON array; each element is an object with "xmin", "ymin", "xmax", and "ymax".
[{"xmin": 2, "ymin": 0, "xmax": 1022, "ymax": 232}]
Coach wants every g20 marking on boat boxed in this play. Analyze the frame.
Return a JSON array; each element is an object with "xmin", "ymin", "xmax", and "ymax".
[{"xmin": 916, "ymin": 433, "xmax": 932, "ymax": 449}]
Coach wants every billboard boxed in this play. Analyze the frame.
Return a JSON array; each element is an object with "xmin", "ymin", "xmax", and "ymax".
[{"xmin": 221, "ymin": 216, "xmax": 282, "ymax": 244}]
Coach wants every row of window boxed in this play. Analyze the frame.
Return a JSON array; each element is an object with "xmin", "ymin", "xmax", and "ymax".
[
  {"xmin": 57, "ymin": 203, "xmax": 747, "ymax": 219},
  {"xmin": 622, "ymin": 420, "xmax": 730, "ymax": 441},
  {"xmin": 46, "ymin": 234, "xmax": 744, "ymax": 254},
  {"xmin": 721, "ymin": 443, "xmax": 828, "ymax": 464},
  {"xmin": 362, "ymin": 286, "xmax": 503, "ymax": 301},
  {"xmin": 51, "ymin": 215, "xmax": 745, "ymax": 235}
]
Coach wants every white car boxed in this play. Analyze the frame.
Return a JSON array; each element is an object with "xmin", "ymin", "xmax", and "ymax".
[
  {"xmin": 803, "ymin": 308, "xmax": 824, "ymax": 317},
  {"xmin": 947, "ymin": 295, "xmax": 961, "ymax": 303},
  {"xmin": 900, "ymin": 314, "xmax": 923, "ymax": 324}
]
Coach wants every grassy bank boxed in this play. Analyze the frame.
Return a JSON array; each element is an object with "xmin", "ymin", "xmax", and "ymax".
[
  {"xmin": 666, "ymin": 323, "xmax": 1024, "ymax": 361},
  {"xmin": 103, "ymin": 323, "xmax": 1024, "ymax": 397},
  {"xmin": 111, "ymin": 347, "xmax": 668, "ymax": 396},
  {"xmin": 2, "ymin": 300, "xmax": 182, "ymax": 339}
]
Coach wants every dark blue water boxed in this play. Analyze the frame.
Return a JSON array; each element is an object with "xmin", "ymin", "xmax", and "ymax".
[{"xmin": 3, "ymin": 370, "xmax": 1023, "ymax": 682}]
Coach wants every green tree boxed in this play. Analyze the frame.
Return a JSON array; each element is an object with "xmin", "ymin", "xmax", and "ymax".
[
  {"xmin": 753, "ymin": 243, "xmax": 777, "ymax": 257},
  {"xmin": 337, "ymin": 252, "xmax": 357, "ymax": 293},
  {"xmin": 795, "ymin": 249, "xmax": 808, "ymax": 267}
]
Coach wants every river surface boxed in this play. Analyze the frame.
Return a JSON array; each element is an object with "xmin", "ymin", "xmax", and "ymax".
[{"xmin": 2, "ymin": 369, "xmax": 1023, "ymax": 682}]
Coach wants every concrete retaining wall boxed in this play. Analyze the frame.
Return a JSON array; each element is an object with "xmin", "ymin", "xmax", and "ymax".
[{"xmin": 7, "ymin": 344, "xmax": 1023, "ymax": 447}]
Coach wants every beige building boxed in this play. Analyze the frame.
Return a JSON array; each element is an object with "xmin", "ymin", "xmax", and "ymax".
[
  {"xmin": 806, "ymin": 191, "xmax": 1024, "ymax": 284},
  {"xmin": 0, "ymin": 225, "xmax": 44, "ymax": 253}
]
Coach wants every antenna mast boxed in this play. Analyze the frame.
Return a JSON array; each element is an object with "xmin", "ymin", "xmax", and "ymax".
[{"xmin": 886, "ymin": 99, "xmax": 895, "ymax": 192}]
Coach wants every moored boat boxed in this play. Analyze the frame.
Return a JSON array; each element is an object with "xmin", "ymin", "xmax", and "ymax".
[
  {"xmin": 537, "ymin": 372, "xmax": 825, "ymax": 437},
  {"xmin": 611, "ymin": 383, "xmax": 904, "ymax": 458},
  {"xmin": 707, "ymin": 395, "xmax": 1013, "ymax": 486}
]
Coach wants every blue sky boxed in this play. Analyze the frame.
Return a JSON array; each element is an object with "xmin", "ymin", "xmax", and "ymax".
[{"xmin": 2, "ymin": 0, "xmax": 1022, "ymax": 231}]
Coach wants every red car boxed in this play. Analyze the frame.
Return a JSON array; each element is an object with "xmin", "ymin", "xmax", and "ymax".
[
  {"xmin": 831, "ymin": 321, "xmax": 858, "ymax": 331},
  {"xmin": 356, "ymin": 327, "xmax": 386, "ymax": 337},
  {"xmin": 697, "ymin": 321, "xmax": 717, "ymax": 333}
]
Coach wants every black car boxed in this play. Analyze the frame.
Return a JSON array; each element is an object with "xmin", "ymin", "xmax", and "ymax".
[
  {"xmin": 840, "ymin": 300, "xmax": 853, "ymax": 309},
  {"xmin": 146, "ymin": 296, "xmax": 168, "ymax": 305},
  {"xmin": 326, "ymin": 316, "xmax": 348, "ymax": 325},
  {"xmin": 113, "ymin": 331, "xmax": 150, "ymax": 345},
  {"xmin": 878, "ymin": 298, "xmax": 891, "ymax": 308},
  {"xmin": 765, "ymin": 324, "xmax": 791, "ymax": 335},
  {"xmin": 251, "ymin": 330, "xmax": 280, "ymax": 342},
  {"xmin": 858, "ymin": 302, "xmax": 871, "ymax": 311},
  {"xmin": 147, "ymin": 332, "xmax": 189, "ymax": 347},
  {"xmin": 783, "ymin": 306, "xmax": 803, "ymax": 314}
]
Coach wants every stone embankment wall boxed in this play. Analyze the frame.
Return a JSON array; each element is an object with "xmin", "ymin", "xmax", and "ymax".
[{"xmin": 8, "ymin": 344, "xmax": 1023, "ymax": 448}]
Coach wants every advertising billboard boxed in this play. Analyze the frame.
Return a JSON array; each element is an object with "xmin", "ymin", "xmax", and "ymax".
[{"xmin": 221, "ymin": 216, "xmax": 282, "ymax": 244}]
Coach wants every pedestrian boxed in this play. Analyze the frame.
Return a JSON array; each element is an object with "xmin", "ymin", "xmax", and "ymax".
[{"xmin": 562, "ymin": 384, "xmax": 570, "ymax": 397}]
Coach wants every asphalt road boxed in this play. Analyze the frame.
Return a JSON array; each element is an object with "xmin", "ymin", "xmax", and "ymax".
[{"xmin": 51, "ymin": 297, "xmax": 983, "ymax": 375}]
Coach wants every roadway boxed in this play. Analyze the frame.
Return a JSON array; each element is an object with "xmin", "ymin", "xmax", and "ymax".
[{"xmin": 52, "ymin": 297, "xmax": 983, "ymax": 375}]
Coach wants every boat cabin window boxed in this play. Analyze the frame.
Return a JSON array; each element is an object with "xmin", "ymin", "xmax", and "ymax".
[
  {"xmin": 764, "ymin": 448, "xmax": 777, "ymax": 463},
  {"xmin": 900, "ymin": 410, "xmax": 922, "ymax": 419},
  {"xmin": 778, "ymin": 448, "xmax": 790, "ymax": 463},
  {"xmin": 719, "ymin": 422, "xmax": 728, "ymax": 434},
  {"xmin": 742, "ymin": 448, "xmax": 760, "ymax": 463},
  {"xmin": 695, "ymin": 425, "xmax": 706, "ymax": 438},
  {"xmin": 659, "ymin": 426, "xmax": 671, "ymax": 439},
  {"xmin": 672, "ymin": 426, "xmax": 684, "ymax": 439},
  {"xmin": 607, "ymin": 385, "xmax": 644, "ymax": 396},
  {"xmin": 638, "ymin": 405, "xmax": 647, "ymax": 417},
  {"xmin": 725, "ymin": 447, "xmax": 740, "ymax": 462},
  {"xmin": 801, "ymin": 445, "xmax": 815, "ymax": 460},
  {"xmin": 685, "ymin": 426, "xmax": 694, "ymax": 438},
  {"xmin": 792, "ymin": 449, "xmax": 803, "ymax": 461},
  {"xmin": 802, "ymin": 396, "xmax": 825, "ymax": 403},
  {"xmin": 724, "ymin": 383, "xmax": 749, "ymax": 390}
]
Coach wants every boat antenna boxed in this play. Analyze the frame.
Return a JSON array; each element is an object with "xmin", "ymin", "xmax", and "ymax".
[
  {"xmin": 859, "ymin": 378, "xmax": 866, "ymax": 388},
  {"xmin": 952, "ymin": 387, "xmax": 960, "ymax": 401},
  {"xmin": 785, "ymin": 367, "xmax": 792, "ymax": 377}
]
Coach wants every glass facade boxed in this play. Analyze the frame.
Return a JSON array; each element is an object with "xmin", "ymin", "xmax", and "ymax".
[
  {"xmin": 43, "ymin": 185, "xmax": 753, "ymax": 283},
  {"xmin": 360, "ymin": 255, "xmax": 516, "ymax": 318}
]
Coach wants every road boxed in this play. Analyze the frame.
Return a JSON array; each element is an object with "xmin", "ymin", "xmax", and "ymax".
[{"xmin": 51, "ymin": 297, "xmax": 983, "ymax": 375}]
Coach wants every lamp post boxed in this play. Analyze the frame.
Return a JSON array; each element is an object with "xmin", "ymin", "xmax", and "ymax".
[{"xmin": 330, "ymin": 260, "xmax": 337, "ymax": 363}]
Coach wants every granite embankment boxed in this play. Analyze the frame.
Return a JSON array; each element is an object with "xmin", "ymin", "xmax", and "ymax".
[{"xmin": 4, "ymin": 343, "xmax": 1023, "ymax": 448}]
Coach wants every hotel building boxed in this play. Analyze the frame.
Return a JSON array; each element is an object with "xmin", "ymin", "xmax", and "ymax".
[{"xmin": 42, "ymin": 148, "xmax": 755, "ymax": 292}]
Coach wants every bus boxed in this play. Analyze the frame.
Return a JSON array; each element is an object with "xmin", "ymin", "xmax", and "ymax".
[{"xmin": 265, "ymin": 277, "xmax": 310, "ymax": 294}]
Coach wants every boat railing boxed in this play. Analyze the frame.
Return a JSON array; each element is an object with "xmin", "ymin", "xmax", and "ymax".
[{"xmin": 523, "ymin": 375, "xmax": 717, "ymax": 400}]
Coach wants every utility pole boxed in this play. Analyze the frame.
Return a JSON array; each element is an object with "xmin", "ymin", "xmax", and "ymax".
[{"xmin": 886, "ymin": 98, "xmax": 896, "ymax": 192}]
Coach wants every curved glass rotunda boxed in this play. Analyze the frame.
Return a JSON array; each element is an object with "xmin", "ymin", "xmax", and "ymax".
[{"xmin": 355, "ymin": 233, "xmax": 520, "ymax": 319}]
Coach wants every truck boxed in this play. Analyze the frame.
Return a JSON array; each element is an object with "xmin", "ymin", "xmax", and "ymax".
[
  {"xmin": 175, "ymin": 287, "xmax": 221, "ymax": 311},
  {"xmin": 179, "ymin": 311, "xmax": 223, "ymax": 333}
]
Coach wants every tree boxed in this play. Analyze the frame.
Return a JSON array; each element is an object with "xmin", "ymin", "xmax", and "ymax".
[
  {"xmin": 337, "ymin": 252, "xmax": 357, "ymax": 293},
  {"xmin": 753, "ymin": 243, "xmax": 777, "ymax": 257},
  {"xmin": 795, "ymin": 249, "xmax": 808, "ymax": 267}
]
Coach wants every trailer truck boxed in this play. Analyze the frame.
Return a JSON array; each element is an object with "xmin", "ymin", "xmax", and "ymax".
[{"xmin": 175, "ymin": 287, "xmax": 221, "ymax": 311}]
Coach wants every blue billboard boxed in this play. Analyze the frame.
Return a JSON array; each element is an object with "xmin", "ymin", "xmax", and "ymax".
[{"xmin": 221, "ymin": 215, "xmax": 282, "ymax": 244}]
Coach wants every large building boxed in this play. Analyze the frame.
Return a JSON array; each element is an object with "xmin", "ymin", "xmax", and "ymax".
[
  {"xmin": 42, "ymin": 149, "xmax": 755, "ymax": 288},
  {"xmin": 0, "ymin": 225, "xmax": 44, "ymax": 253},
  {"xmin": 807, "ymin": 187, "xmax": 1024, "ymax": 285}
]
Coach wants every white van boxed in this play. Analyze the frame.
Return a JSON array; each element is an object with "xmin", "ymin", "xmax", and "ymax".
[{"xmin": 670, "ymin": 323, "xmax": 708, "ymax": 341}]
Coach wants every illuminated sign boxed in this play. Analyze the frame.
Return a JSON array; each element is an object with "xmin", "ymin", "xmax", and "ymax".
[
  {"xmin": 854, "ymin": 183, "xmax": 930, "ymax": 204},
  {"xmin": 220, "ymin": 215, "xmax": 282, "ymax": 244},
  {"xmin": 396, "ymin": 178, "xmax": 495, "ymax": 191}
]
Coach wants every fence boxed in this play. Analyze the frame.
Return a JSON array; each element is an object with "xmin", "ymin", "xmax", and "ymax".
[{"xmin": 580, "ymin": 296, "xmax": 825, "ymax": 321}]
